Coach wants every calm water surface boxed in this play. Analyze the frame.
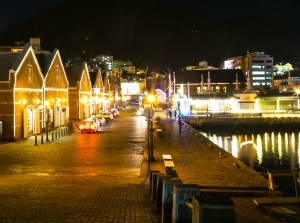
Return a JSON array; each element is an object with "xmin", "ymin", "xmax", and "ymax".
[{"xmin": 199, "ymin": 129, "xmax": 300, "ymax": 196}]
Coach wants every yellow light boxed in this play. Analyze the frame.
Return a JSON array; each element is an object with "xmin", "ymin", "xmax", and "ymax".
[
  {"xmin": 148, "ymin": 95, "xmax": 155, "ymax": 103},
  {"xmin": 81, "ymin": 96, "xmax": 87, "ymax": 103},
  {"xmin": 22, "ymin": 99, "xmax": 27, "ymax": 105},
  {"xmin": 35, "ymin": 99, "xmax": 40, "ymax": 104},
  {"xmin": 45, "ymin": 101, "xmax": 49, "ymax": 106}
]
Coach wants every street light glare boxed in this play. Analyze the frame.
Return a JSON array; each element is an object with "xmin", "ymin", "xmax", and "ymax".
[{"xmin": 148, "ymin": 95, "xmax": 155, "ymax": 103}]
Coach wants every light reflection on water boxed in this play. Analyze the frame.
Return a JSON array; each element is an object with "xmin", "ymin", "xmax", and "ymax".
[
  {"xmin": 200, "ymin": 130, "xmax": 300, "ymax": 196},
  {"xmin": 200, "ymin": 130, "xmax": 300, "ymax": 172}
]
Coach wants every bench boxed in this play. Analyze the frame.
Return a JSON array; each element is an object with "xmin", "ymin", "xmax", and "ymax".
[
  {"xmin": 162, "ymin": 154, "xmax": 172, "ymax": 160},
  {"xmin": 163, "ymin": 154, "xmax": 174, "ymax": 172},
  {"xmin": 162, "ymin": 154, "xmax": 177, "ymax": 177},
  {"xmin": 164, "ymin": 160, "xmax": 175, "ymax": 169},
  {"xmin": 156, "ymin": 128, "xmax": 162, "ymax": 136}
]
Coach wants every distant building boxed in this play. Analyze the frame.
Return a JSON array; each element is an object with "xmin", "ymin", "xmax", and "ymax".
[
  {"xmin": 94, "ymin": 55, "xmax": 114, "ymax": 71},
  {"xmin": 174, "ymin": 69, "xmax": 246, "ymax": 97},
  {"xmin": 186, "ymin": 60, "xmax": 219, "ymax": 70},
  {"xmin": 224, "ymin": 51, "xmax": 273, "ymax": 88},
  {"xmin": 122, "ymin": 65, "xmax": 136, "ymax": 74}
]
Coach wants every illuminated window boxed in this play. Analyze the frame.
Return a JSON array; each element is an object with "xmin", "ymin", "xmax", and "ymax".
[
  {"xmin": 253, "ymin": 71, "xmax": 265, "ymax": 75},
  {"xmin": 253, "ymin": 77, "xmax": 265, "ymax": 80},
  {"xmin": 252, "ymin": 65, "xmax": 262, "ymax": 69}
]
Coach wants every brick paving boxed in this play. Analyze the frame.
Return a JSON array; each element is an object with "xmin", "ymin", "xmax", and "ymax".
[{"xmin": 0, "ymin": 107, "xmax": 299, "ymax": 222}]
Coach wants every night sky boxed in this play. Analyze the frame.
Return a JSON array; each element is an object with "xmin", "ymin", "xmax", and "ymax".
[
  {"xmin": 0, "ymin": 0, "xmax": 68, "ymax": 33},
  {"xmin": 2, "ymin": 0, "xmax": 299, "ymax": 32},
  {"xmin": 175, "ymin": 0, "xmax": 300, "ymax": 23},
  {"xmin": 1, "ymin": 0, "xmax": 300, "ymax": 68}
]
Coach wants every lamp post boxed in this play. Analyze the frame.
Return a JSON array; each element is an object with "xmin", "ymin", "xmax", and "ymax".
[{"xmin": 147, "ymin": 95, "xmax": 155, "ymax": 161}]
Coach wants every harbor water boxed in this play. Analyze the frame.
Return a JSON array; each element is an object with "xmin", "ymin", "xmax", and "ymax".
[{"xmin": 197, "ymin": 128, "xmax": 300, "ymax": 196}]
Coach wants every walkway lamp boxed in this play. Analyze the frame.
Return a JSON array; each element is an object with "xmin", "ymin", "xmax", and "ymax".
[{"xmin": 146, "ymin": 94, "xmax": 155, "ymax": 161}]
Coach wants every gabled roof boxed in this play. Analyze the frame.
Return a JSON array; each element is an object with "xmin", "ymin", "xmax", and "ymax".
[
  {"xmin": 175, "ymin": 69, "xmax": 246, "ymax": 84},
  {"xmin": 0, "ymin": 44, "xmax": 36, "ymax": 82},
  {"xmin": 101, "ymin": 71, "xmax": 106, "ymax": 82},
  {"xmin": 0, "ymin": 52, "xmax": 21, "ymax": 81},
  {"xmin": 35, "ymin": 51, "xmax": 54, "ymax": 76},
  {"xmin": 89, "ymin": 71, "xmax": 97, "ymax": 86},
  {"xmin": 65, "ymin": 63, "xmax": 85, "ymax": 87}
]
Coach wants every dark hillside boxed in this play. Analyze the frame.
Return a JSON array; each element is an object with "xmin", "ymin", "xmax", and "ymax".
[{"xmin": 0, "ymin": 0, "xmax": 299, "ymax": 68}]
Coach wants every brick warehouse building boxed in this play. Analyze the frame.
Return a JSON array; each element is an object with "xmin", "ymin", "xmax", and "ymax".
[{"xmin": 0, "ymin": 43, "xmax": 69, "ymax": 141}]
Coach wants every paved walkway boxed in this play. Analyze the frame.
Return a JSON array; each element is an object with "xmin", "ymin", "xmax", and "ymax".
[{"xmin": 0, "ymin": 107, "xmax": 299, "ymax": 222}]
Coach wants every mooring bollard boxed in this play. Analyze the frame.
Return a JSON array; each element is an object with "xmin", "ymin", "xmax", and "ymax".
[
  {"xmin": 192, "ymin": 195, "xmax": 236, "ymax": 223},
  {"xmin": 55, "ymin": 131, "xmax": 57, "ymax": 140},
  {"xmin": 151, "ymin": 172, "xmax": 163, "ymax": 202},
  {"xmin": 150, "ymin": 170, "xmax": 160, "ymax": 195},
  {"xmin": 41, "ymin": 135, "xmax": 43, "ymax": 144},
  {"xmin": 155, "ymin": 174, "xmax": 172, "ymax": 213},
  {"xmin": 35, "ymin": 135, "xmax": 37, "ymax": 145},
  {"xmin": 172, "ymin": 184, "xmax": 200, "ymax": 223},
  {"xmin": 161, "ymin": 178, "xmax": 183, "ymax": 223},
  {"xmin": 52, "ymin": 132, "xmax": 54, "ymax": 141}
]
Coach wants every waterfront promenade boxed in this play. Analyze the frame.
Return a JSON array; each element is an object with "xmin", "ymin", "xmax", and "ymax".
[{"xmin": 0, "ymin": 106, "xmax": 298, "ymax": 222}]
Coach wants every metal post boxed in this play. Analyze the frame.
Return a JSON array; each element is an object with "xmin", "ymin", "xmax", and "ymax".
[
  {"xmin": 147, "ymin": 108, "xmax": 151, "ymax": 173},
  {"xmin": 150, "ymin": 118, "xmax": 154, "ymax": 160}
]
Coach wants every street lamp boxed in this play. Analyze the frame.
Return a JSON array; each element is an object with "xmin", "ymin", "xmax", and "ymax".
[{"xmin": 147, "ymin": 95, "xmax": 155, "ymax": 161}]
